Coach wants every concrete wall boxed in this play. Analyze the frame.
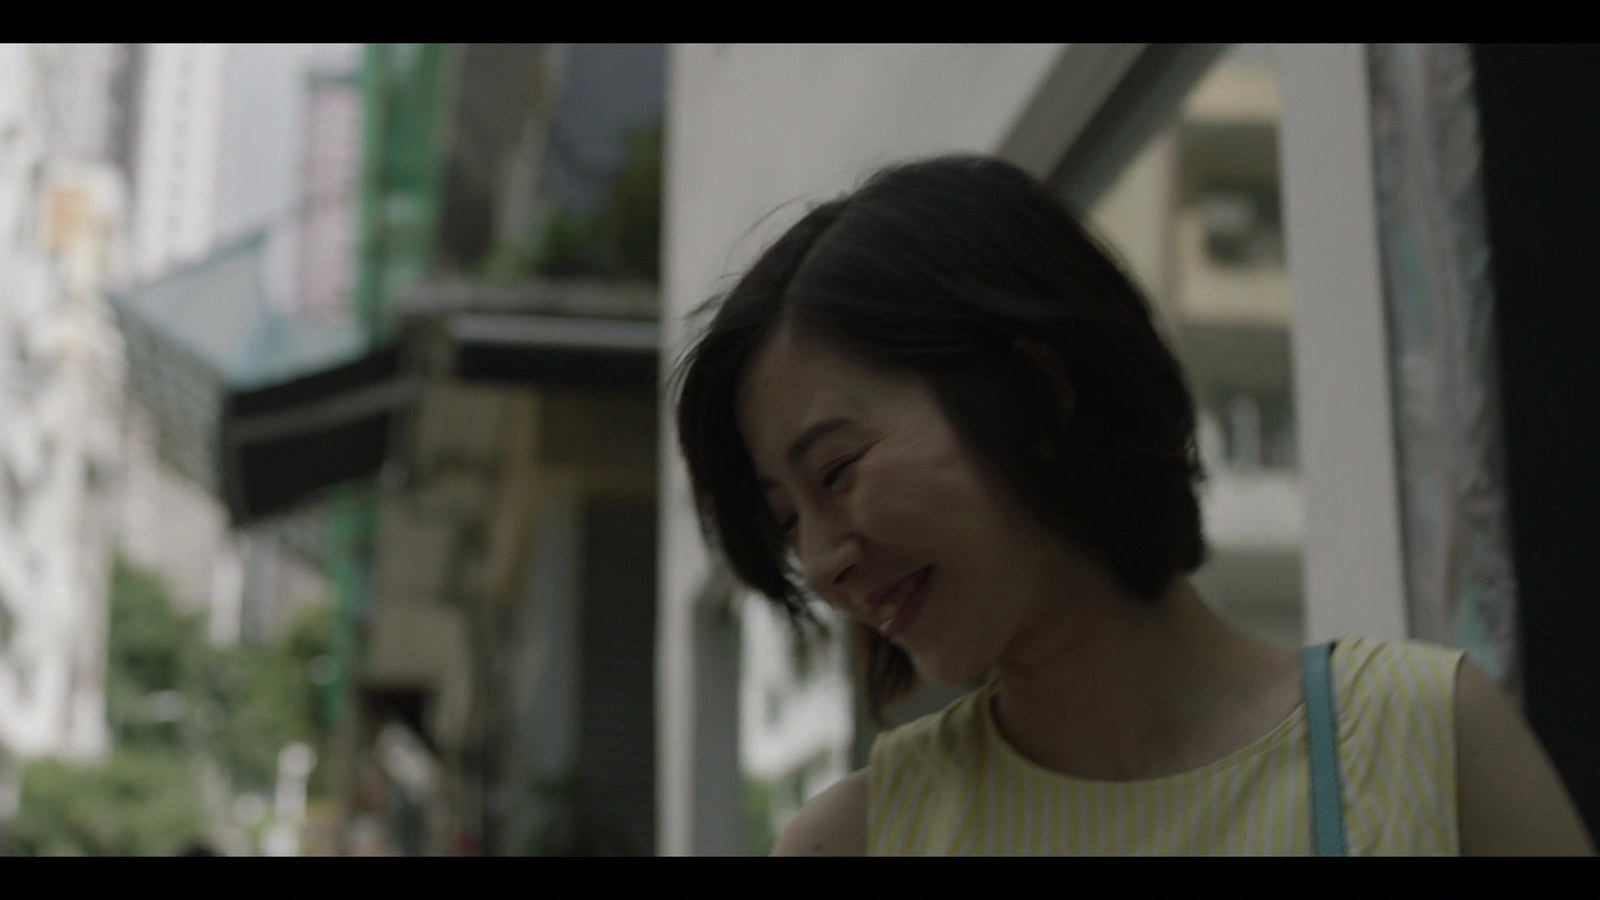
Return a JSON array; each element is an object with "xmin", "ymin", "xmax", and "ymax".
[{"xmin": 118, "ymin": 405, "xmax": 244, "ymax": 624}]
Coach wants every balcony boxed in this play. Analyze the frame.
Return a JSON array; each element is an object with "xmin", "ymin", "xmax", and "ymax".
[
  {"xmin": 1201, "ymin": 466, "xmax": 1302, "ymax": 552},
  {"xmin": 1173, "ymin": 209, "xmax": 1291, "ymax": 329},
  {"xmin": 1195, "ymin": 466, "xmax": 1304, "ymax": 642}
]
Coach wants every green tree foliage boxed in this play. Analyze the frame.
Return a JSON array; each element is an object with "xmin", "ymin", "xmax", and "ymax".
[
  {"xmin": 524, "ymin": 120, "xmax": 662, "ymax": 282},
  {"xmin": 591, "ymin": 121, "xmax": 662, "ymax": 282},
  {"xmin": 7, "ymin": 750, "xmax": 206, "ymax": 856},
  {"xmin": 517, "ymin": 769, "xmax": 637, "ymax": 856},
  {"xmin": 202, "ymin": 611, "xmax": 333, "ymax": 797},
  {"xmin": 104, "ymin": 555, "xmax": 205, "ymax": 748},
  {"xmin": 284, "ymin": 601, "xmax": 336, "ymax": 733},
  {"xmin": 528, "ymin": 203, "xmax": 601, "ymax": 279},
  {"xmin": 104, "ymin": 556, "xmax": 326, "ymax": 790},
  {"xmin": 5, "ymin": 555, "xmax": 336, "ymax": 854},
  {"xmin": 202, "ymin": 641, "xmax": 311, "ymax": 791},
  {"xmin": 743, "ymin": 776, "xmax": 778, "ymax": 856}
]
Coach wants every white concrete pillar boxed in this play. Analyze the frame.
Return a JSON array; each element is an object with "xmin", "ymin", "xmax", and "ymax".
[{"xmin": 1276, "ymin": 44, "xmax": 1408, "ymax": 643}]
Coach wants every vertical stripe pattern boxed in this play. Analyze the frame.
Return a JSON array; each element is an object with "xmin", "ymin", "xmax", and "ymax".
[{"xmin": 867, "ymin": 637, "xmax": 1463, "ymax": 855}]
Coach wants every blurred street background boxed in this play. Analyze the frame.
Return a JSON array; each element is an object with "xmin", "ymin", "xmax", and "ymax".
[{"xmin": 0, "ymin": 43, "xmax": 1596, "ymax": 855}]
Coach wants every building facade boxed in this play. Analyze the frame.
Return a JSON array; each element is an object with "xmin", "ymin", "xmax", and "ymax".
[
  {"xmin": 131, "ymin": 43, "xmax": 230, "ymax": 283},
  {"xmin": 0, "ymin": 44, "xmax": 130, "ymax": 804},
  {"xmin": 215, "ymin": 43, "xmax": 670, "ymax": 857}
]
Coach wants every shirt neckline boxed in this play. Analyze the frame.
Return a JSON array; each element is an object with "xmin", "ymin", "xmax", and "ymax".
[{"xmin": 972, "ymin": 655, "xmax": 1323, "ymax": 789}]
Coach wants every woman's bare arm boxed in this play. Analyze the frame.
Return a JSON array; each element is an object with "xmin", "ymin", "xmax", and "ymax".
[
  {"xmin": 1456, "ymin": 659, "xmax": 1596, "ymax": 855},
  {"xmin": 769, "ymin": 769, "xmax": 869, "ymax": 856}
]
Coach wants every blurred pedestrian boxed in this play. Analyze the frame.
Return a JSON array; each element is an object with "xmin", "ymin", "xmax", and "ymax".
[{"xmin": 673, "ymin": 154, "xmax": 1595, "ymax": 856}]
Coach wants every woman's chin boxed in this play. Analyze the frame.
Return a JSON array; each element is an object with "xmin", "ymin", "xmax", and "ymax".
[{"xmin": 910, "ymin": 653, "xmax": 987, "ymax": 691}]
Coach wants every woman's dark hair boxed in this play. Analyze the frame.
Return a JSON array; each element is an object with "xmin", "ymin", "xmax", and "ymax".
[{"xmin": 673, "ymin": 154, "xmax": 1206, "ymax": 719}]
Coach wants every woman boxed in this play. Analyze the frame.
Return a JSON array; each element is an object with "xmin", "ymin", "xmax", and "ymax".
[{"xmin": 673, "ymin": 155, "xmax": 1593, "ymax": 855}]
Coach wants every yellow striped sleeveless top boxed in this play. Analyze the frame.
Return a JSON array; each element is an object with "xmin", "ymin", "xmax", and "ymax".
[{"xmin": 867, "ymin": 637, "xmax": 1464, "ymax": 855}]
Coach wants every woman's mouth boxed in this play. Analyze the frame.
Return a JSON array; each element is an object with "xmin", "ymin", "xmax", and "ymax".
[{"xmin": 872, "ymin": 566, "xmax": 933, "ymax": 639}]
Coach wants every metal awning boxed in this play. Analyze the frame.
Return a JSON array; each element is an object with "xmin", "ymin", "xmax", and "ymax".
[
  {"xmin": 220, "ymin": 345, "xmax": 409, "ymax": 525},
  {"xmin": 397, "ymin": 278, "xmax": 660, "ymax": 390},
  {"xmin": 219, "ymin": 284, "xmax": 659, "ymax": 525},
  {"xmin": 115, "ymin": 229, "xmax": 370, "ymax": 497},
  {"xmin": 446, "ymin": 312, "xmax": 658, "ymax": 392}
]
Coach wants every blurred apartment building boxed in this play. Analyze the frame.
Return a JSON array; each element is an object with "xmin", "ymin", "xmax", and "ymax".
[
  {"xmin": 213, "ymin": 44, "xmax": 669, "ymax": 856},
  {"xmin": 1091, "ymin": 48, "xmax": 1303, "ymax": 645},
  {"xmin": 1, "ymin": 40, "xmax": 363, "ymax": 841},
  {"xmin": 117, "ymin": 44, "xmax": 360, "ymax": 649},
  {"xmin": 295, "ymin": 47, "xmax": 363, "ymax": 326},
  {"xmin": 0, "ymin": 43, "xmax": 132, "ymax": 813},
  {"xmin": 130, "ymin": 44, "xmax": 228, "ymax": 282}
]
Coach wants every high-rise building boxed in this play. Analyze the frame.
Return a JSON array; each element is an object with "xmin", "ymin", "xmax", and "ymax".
[
  {"xmin": 295, "ymin": 44, "xmax": 362, "ymax": 324},
  {"xmin": 117, "ymin": 44, "xmax": 347, "ymax": 647},
  {"xmin": 130, "ymin": 43, "xmax": 229, "ymax": 282},
  {"xmin": 0, "ymin": 44, "xmax": 127, "ymax": 788},
  {"xmin": 1089, "ymin": 47, "xmax": 1304, "ymax": 646}
]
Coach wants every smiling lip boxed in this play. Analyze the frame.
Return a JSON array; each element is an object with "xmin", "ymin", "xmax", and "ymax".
[
  {"xmin": 866, "ymin": 566, "xmax": 933, "ymax": 639},
  {"xmin": 865, "ymin": 573, "xmax": 916, "ymax": 614}
]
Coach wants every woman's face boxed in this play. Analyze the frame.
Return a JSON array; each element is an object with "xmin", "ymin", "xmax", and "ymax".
[{"xmin": 737, "ymin": 328, "xmax": 1072, "ymax": 688}]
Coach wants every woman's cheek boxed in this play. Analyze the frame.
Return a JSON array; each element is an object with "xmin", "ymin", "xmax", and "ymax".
[
  {"xmin": 851, "ymin": 467, "xmax": 919, "ymax": 542},
  {"xmin": 850, "ymin": 458, "xmax": 889, "ymax": 512}
]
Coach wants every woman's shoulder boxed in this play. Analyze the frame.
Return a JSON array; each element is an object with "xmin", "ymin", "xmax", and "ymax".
[
  {"xmin": 1339, "ymin": 635, "xmax": 1595, "ymax": 854},
  {"xmin": 1331, "ymin": 634, "xmax": 1465, "ymax": 712},
  {"xmin": 868, "ymin": 683, "xmax": 994, "ymax": 768},
  {"xmin": 1327, "ymin": 635, "xmax": 1466, "ymax": 773},
  {"xmin": 1332, "ymin": 632, "xmax": 1465, "ymax": 668},
  {"xmin": 769, "ymin": 688, "xmax": 990, "ymax": 856}
]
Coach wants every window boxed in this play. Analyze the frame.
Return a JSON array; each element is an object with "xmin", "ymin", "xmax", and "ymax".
[
  {"xmin": 1196, "ymin": 181, "xmax": 1285, "ymax": 268},
  {"xmin": 1213, "ymin": 392, "xmax": 1296, "ymax": 471}
]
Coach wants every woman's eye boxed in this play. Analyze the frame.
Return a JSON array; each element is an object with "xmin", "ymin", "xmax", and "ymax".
[{"xmin": 821, "ymin": 456, "xmax": 858, "ymax": 490}]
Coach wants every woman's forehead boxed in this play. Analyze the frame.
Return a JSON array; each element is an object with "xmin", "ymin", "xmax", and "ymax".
[
  {"xmin": 736, "ymin": 333, "xmax": 900, "ymax": 459},
  {"xmin": 739, "ymin": 334, "xmax": 853, "ymax": 424}
]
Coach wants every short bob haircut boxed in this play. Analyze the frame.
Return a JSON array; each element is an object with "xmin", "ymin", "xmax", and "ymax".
[{"xmin": 674, "ymin": 155, "xmax": 1206, "ymax": 718}]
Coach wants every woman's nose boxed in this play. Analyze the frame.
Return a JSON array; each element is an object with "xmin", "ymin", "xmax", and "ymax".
[{"xmin": 798, "ymin": 516, "xmax": 862, "ymax": 593}]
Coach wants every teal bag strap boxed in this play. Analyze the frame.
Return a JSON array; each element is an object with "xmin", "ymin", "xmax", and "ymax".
[{"xmin": 1302, "ymin": 641, "xmax": 1348, "ymax": 856}]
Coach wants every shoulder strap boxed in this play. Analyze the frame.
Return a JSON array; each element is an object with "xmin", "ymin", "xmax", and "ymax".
[{"xmin": 1302, "ymin": 641, "xmax": 1348, "ymax": 856}]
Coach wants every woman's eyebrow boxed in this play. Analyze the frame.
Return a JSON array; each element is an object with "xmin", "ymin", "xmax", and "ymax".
[
  {"xmin": 758, "ymin": 417, "xmax": 853, "ymax": 493},
  {"xmin": 786, "ymin": 417, "xmax": 851, "ymax": 465}
]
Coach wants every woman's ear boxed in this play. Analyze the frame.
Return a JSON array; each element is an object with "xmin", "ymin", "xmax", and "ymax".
[{"xmin": 1012, "ymin": 337, "xmax": 1076, "ymax": 424}]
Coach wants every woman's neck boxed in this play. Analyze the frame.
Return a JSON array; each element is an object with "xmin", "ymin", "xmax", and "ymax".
[{"xmin": 990, "ymin": 574, "xmax": 1301, "ymax": 782}]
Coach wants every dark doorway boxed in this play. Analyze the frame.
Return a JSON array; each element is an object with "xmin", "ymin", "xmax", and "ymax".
[
  {"xmin": 1473, "ymin": 43, "xmax": 1600, "ymax": 841},
  {"xmin": 574, "ymin": 500, "xmax": 658, "ymax": 855}
]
